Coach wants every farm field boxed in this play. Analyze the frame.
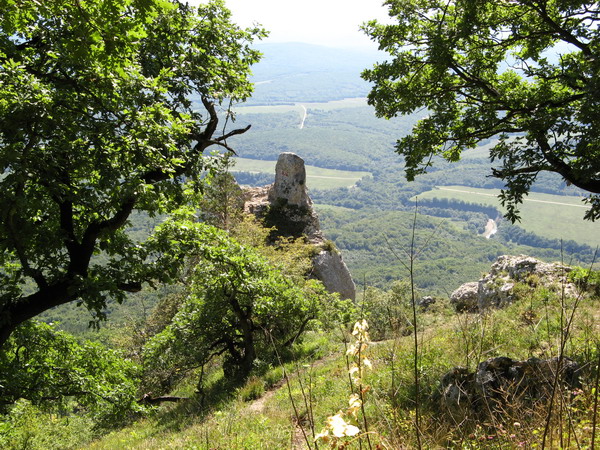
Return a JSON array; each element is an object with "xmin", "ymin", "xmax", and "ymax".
[
  {"xmin": 230, "ymin": 157, "xmax": 371, "ymax": 190},
  {"xmin": 417, "ymin": 185, "xmax": 600, "ymax": 248}
]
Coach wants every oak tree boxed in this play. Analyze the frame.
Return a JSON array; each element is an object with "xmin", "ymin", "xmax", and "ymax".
[
  {"xmin": 363, "ymin": 0, "xmax": 600, "ymax": 221},
  {"xmin": 143, "ymin": 216, "xmax": 325, "ymax": 384},
  {"xmin": 0, "ymin": 0, "xmax": 264, "ymax": 347}
]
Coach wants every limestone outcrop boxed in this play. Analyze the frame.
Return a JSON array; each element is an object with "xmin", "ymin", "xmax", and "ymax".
[
  {"xmin": 243, "ymin": 153, "xmax": 356, "ymax": 301},
  {"xmin": 450, "ymin": 255, "xmax": 577, "ymax": 312},
  {"xmin": 268, "ymin": 153, "xmax": 312, "ymax": 208},
  {"xmin": 312, "ymin": 249, "xmax": 356, "ymax": 301},
  {"xmin": 448, "ymin": 282, "xmax": 479, "ymax": 312}
]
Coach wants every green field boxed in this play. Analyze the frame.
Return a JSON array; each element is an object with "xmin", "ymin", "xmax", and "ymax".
[
  {"xmin": 231, "ymin": 157, "xmax": 371, "ymax": 190},
  {"xmin": 417, "ymin": 185, "xmax": 600, "ymax": 248}
]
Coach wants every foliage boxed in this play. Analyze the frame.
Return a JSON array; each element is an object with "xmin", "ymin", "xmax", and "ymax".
[
  {"xmin": 0, "ymin": 0, "xmax": 264, "ymax": 346},
  {"xmin": 197, "ymin": 157, "xmax": 245, "ymax": 231},
  {"xmin": 363, "ymin": 282, "xmax": 412, "ymax": 341},
  {"xmin": 142, "ymin": 221, "xmax": 327, "ymax": 388},
  {"xmin": 569, "ymin": 266, "xmax": 600, "ymax": 296},
  {"xmin": 71, "ymin": 273, "xmax": 600, "ymax": 449},
  {"xmin": 0, "ymin": 321, "xmax": 141, "ymax": 427},
  {"xmin": 0, "ymin": 400, "xmax": 95, "ymax": 450},
  {"xmin": 363, "ymin": 0, "xmax": 600, "ymax": 221}
]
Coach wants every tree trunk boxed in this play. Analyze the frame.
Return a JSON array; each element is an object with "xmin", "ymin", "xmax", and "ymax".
[
  {"xmin": 0, "ymin": 280, "xmax": 78, "ymax": 349},
  {"xmin": 228, "ymin": 292, "xmax": 256, "ymax": 378}
]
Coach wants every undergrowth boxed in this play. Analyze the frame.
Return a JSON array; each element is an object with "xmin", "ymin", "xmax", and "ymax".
[{"xmin": 2, "ymin": 269, "xmax": 599, "ymax": 449}]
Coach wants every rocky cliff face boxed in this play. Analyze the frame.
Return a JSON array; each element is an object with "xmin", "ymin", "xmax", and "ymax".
[{"xmin": 243, "ymin": 153, "xmax": 356, "ymax": 301}]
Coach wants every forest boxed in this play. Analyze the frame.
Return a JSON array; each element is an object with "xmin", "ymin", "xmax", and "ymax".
[{"xmin": 1, "ymin": 0, "xmax": 599, "ymax": 449}]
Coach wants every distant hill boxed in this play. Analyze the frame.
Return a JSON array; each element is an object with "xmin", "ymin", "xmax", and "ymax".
[{"xmin": 246, "ymin": 43, "xmax": 381, "ymax": 104}]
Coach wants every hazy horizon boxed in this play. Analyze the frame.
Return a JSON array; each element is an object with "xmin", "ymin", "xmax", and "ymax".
[{"xmin": 189, "ymin": 0, "xmax": 390, "ymax": 50}]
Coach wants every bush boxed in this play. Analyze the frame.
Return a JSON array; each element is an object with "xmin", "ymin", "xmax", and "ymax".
[
  {"xmin": 569, "ymin": 266, "xmax": 600, "ymax": 295},
  {"xmin": 0, "ymin": 321, "xmax": 142, "ymax": 429}
]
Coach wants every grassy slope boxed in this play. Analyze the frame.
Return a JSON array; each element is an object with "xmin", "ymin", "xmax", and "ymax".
[
  {"xmin": 86, "ymin": 282, "xmax": 600, "ymax": 449},
  {"xmin": 417, "ymin": 185, "xmax": 600, "ymax": 248}
]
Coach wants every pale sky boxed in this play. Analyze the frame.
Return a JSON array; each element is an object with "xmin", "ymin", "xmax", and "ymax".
[{"xmin": 191, "ymin": 0, "xmax": 391, "ymax": 49}]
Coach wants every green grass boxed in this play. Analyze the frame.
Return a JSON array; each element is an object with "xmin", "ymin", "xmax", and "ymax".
[
  {"xmin": 7, "ymin": 280, "xmax": 600, "ymax": 449},
  {"xmin": 85, "ymin": 281, "xmax": 600, "ymax": 449},
  {"xmin": 231, "ymin": 157, "xmax": 371, "ymax": 190},
  {"xmin": 416, "ymin": 185, "xmax": 600, "ymax": 248}
]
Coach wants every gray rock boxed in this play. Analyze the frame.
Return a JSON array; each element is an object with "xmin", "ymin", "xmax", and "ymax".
[
  {"xmin": 478, "ymin": 279, "xmax": 515, "ymax": 310},
  {"xmin": 438, "ymin": 367, "xmax": 475, "ymax": 422},
  {"xmin": 450, "ymin": 255, "xmax": 579, "ymax": 312},
  {"xmin": 312, "ymin": 249, "xmax": 356, "ymax": 301},
  {"xmin": 450, "ymin": 282, "xmax": 479, "ymax": 312},
  {"xmin": 418, "ymin": 296, "xmax": 436, "ymax": 310},
  {"xmin": 243, "ymin": 152, "xmax": 355, "ymax": 301},
  {"xmin": 268, "ymin": 153, "xmax": 312, "ymax": 208},
  {"xmin": 489, "ymin": 254, "xmax": 572, "ymax": 282},
  {"xmin": 438, "ymin": 356, "xmax": 580, "ymax": 421}
]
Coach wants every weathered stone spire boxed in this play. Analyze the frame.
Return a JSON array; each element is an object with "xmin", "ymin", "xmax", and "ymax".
[
  {"xmin": 268, "ymin": 152, "xmax": 312, "ymax": 208},
  {"xmin": 243, "ymin": 153, "xmax": 356, "ymax": 300}
]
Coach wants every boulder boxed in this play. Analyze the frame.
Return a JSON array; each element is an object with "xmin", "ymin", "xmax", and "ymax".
[
  {"xmin": 450, "ymin": 282, "xmax": 479, "ymax": 312},
  {"xmin": 312, "ymin": 249, "xmax": 356, "ymax": 301},
  {"xmin": 268, "ymin": 152, "xmax": 312, "ymax": 208},
  {"xmin": 438, "ymin": 367, "xmax": 475, "ymax": 422}
]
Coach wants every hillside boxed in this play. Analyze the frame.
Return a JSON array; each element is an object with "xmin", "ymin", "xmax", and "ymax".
[
  {"xmin": 37, "ymin": 42, "xmax": 599, "ymax": 336},
  {"xmin": 3, "ymin": 36, "xmax": 599, "ymax": 450},
  {"xmin": 243, "ymin": 43, "xmax": 379, "ymax": 105}
]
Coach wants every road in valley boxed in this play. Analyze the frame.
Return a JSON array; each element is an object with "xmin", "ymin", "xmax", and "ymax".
[
  {"xmin": 299, "ymin": 105, "xmax": 307, "ymax": 129},
  {"xmin": 483, "ymin": 219, "xmax": 498, "ymax": 239}
]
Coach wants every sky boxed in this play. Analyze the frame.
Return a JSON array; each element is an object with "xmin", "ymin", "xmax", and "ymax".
[{"xmin": 192, "ymin": 0, "xmax": 391, "ymax": 49}]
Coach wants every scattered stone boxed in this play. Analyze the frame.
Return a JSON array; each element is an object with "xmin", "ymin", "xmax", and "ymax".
[
  {"xmin": 418, "ymin": 296, "xmax": 436, "ymax": 310},
  {"xmin": 438, "ymin": 356, "xmax": 581, "ymax": 421}
]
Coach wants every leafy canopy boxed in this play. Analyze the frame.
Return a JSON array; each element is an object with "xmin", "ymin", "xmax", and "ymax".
[
  {"xmin": 0, "ymin": 0, "xmax": 264, "ymax": 346},
  {"xmin": 0, "ymin": 320, "xmax": 141, "ymax": 426},
  {"xmin": 143, "ymin": 215, "xmax": 330, "ymax": 386},
  {"xmin": 363, "ymin": 0, "xmax": 600, "ymax": 221}
]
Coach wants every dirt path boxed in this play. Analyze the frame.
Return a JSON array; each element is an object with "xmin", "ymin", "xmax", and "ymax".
[
  {"xmin": 246, "ymin": 381, "xmax": 284, "ymax": 413},
  {"xmin": 245, "ymin": 352, "xmax": 341, "ymax": 448}
]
